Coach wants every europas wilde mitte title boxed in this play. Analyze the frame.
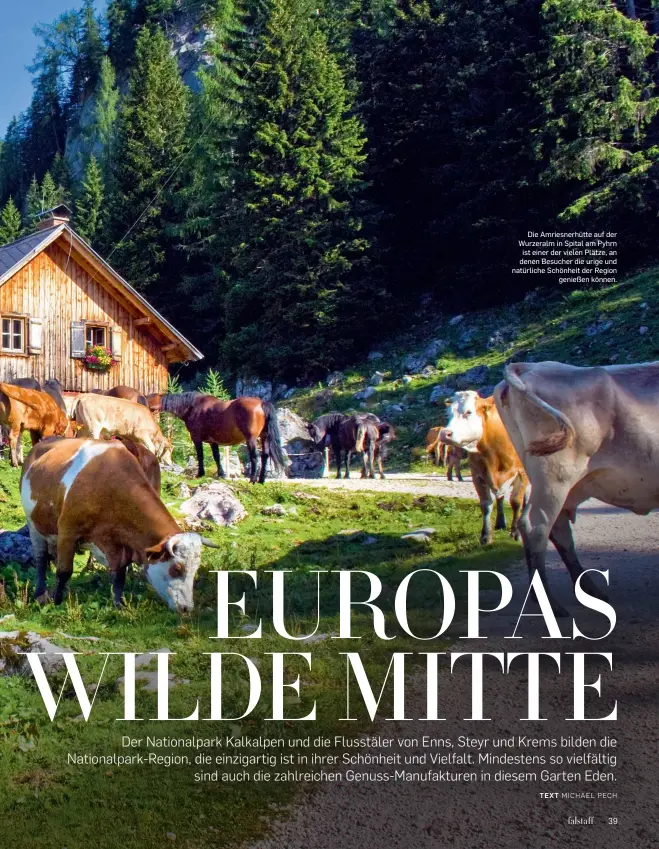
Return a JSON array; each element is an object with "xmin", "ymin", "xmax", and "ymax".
[{"xmin": 21, "ymin": 568, "xmax": 618, "ymax": 723}]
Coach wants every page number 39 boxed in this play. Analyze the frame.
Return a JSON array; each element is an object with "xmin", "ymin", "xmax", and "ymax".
[{"xmin": 608, "ymin": 818, "xmax": 618, "ymax": 825}]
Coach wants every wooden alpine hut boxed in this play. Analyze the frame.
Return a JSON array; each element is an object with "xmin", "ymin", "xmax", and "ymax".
[{"xmin": 0, "ymin": 205, "xmax": 202, "ymax": 394}]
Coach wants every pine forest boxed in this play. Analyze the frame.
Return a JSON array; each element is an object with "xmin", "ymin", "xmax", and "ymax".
[{"xmin": 1, "ymin": 0, "xmax": 659, "ymax": 382}]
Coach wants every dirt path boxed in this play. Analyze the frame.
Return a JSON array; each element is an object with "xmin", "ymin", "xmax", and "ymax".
[
  {"xmin": 248, "ymin": 501, "xmax": 659, "ymax": 849},
  {"xmin": 280, "ymin": 472, "xmax": 476, "ymax": 499}
]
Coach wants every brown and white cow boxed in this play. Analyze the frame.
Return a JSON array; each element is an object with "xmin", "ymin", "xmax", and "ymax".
[
  {"xmin": 440, "ymin": 391, "xmax": 528, "ymax": 544},
  {"xmin": 20, "ymin": 437, "xmax": 216, "ymax": 611},
  {"xmin": 73, "ymin": 393, "xmax": 172, "ymax": 464},
  {"xmin": 494, "ymin": 360, "xmax": 656, "ymax": 612},
  {"xmin": 0, "ymin": 382, "xmax": 70, "ymax": 467}
]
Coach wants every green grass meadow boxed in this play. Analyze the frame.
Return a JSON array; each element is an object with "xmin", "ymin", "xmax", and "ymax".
[
  {"xmin": 1, "ymin": 267, "xmax": 653, "ymax": 848},
  {"xmin": 0, "ymin": 458, "xmax": 522, "ymax": 849}
]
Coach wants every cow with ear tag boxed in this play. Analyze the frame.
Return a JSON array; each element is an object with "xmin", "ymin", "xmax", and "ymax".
[
  {"xmin": 20, "ymin": 437, "xmax": 219, "ymax": 613},
  {"xmin": 439, "ymin": 391, "xmax": 528, "ymax": 545}
]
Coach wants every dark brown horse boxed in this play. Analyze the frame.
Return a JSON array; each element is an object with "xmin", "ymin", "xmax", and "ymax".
[
  {"xmin": 148, "ymin": 392, "xmax": 287, "ymax": 483},
  {"xmin": 308, "ymin": 412, "xmax": 380, "ymax": 478},
  {"xmin": 92, "ymin": 385, "xmax": 148, "ymax": 406}
]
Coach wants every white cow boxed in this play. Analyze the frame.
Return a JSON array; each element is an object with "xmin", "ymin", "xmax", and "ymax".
[
  {"xmin": 495, "ymin": 360, "xmax": 659, "ymax": 613},
  {"xmin": 73, "ymin": 394, "xmax": 173, "ymax": 465}
]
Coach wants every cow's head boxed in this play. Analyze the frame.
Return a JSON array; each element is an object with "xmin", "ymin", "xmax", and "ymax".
[
  {"xmin": 144, "ymin": 532, "xmax": 202, "ymax": 613},
  {"xmin": 440, "ymin": 391, "xmax": 492, "ymax": 452},
  {"xmin": 54, "ymin": 409, "xmax": 71, "ymax": 437}
]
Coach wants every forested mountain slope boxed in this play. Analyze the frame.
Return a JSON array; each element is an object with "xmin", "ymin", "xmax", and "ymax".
[{"xmin": 1, "ymin": 0, "xmax": 659, "ymax": 385}]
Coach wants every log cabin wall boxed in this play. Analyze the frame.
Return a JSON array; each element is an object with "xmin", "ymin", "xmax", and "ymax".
[{"xmin": 0, "ymin": 242, "xmax": 170, "ymax": 394}]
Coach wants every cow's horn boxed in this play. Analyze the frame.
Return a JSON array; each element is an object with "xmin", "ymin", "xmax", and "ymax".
[{"xmin": 201, "ymin": 537, "xmax": 221, "ymax": 549}]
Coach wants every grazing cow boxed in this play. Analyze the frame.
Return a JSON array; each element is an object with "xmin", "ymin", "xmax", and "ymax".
[
  {"xmin": 440, "ymin": 391, "xmax": 528, "ymax": 545},
  {"xmin": 0, "ymin": 378, "xmax": 73, "ymax": 449},
  {"xmin": 73, "ymin": 394, "xmax": 172, "ymax": 464},
  {"xmin": 93, "ymin": 385, "xmax": 148, "ymax": 407},
  {"xmin": 494, "ymin": 360, "xmax": 658, "ymax": 612},
  {"xmin": 0, "ymin": 383, "xmax": 69, "ymax": 467},
  {"xmin": 20, "ymin": 438, "xmax": 218, "ymax": 611}
]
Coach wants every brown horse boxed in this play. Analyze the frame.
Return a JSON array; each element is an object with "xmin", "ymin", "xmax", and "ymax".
[
  {"xmin": 366, "ymin": 421, "xmax": 396, "ymax": 479},
  {"xmin": 92, "ymin": 385, "xmax": 148, "ymax": 406},
  {"xmin": 425, "ymin": 426, "xmax": 447, "ymax": 466},
  {"xmin": 148, "ymin": 392, "xmax": 287, "ymax": 483}
]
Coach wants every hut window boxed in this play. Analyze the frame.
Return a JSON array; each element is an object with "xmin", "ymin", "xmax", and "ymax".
[
  {"xmin": 1, "ymin": 317, "xmax": 26, "ymax": 353},
  {"xmin": 85, "ymin": 325, "xmax": 107, "ymax": 348}
]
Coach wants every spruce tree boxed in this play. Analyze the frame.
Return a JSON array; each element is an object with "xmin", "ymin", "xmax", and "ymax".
[
  {"xmin": 51, "ymin": 153, "xmax": 72, "ymax": 205},
  {"xmin": 359, "ymin": 0, "xmax": 547, "ymax": 308},
  {"xmin": 23, "ymin": 50, "xmax": 65, "ymax": 182},
  {"xmin": 535, "ymin": 0, "xmax": 658, "ymax": 200},
  {"xmin": 75, "ymin": 155, "xmax": 105, "ymax": 244},
  {"xmin": 108, "ymin": 0, "xmax": 137, "ymax": 70},
  {"xmin": 0, "ymin": 118, "xmax": 27, "ymax": 204},
  {"xmin": 25, "ymin": 175, "xmax": 42, "ymax": 223},
  {"xmin": 84, "ymin": 56, "xmax": 120, "ymax": 187},
  {"xmin": 79, "ymin": 0, "xmax": 104, "ymax": 93},
  {"xmin": 178, "ymin": 0, "xmax": 246, "ymax": 337},
  {"xmin": 68, "ymin": 0, "xmax": 105, "ymax": 121},
  {"xmin": 110, "ymin": 26, "xmax": 190, "ymax": 296},
  {"xmin": 221, "ymin": 0, "xmax": 369, "ymax": 379},
  {"xmin": 40, "ymin": 171, "xmax": 60, "ymax": 210},
  {"xmin": 0, "ymin": 198, "xmax": 22, "ymax": 244}
]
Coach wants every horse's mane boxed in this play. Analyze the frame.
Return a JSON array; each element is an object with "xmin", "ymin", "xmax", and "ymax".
[
  {"xmin": 352, "ymin": 412, "xmax": 380, "ymax": 424},
  {"xmin": 161, "ymin": 392, "xmax": 206, "ymax": 419},
  {"xmin": 313, "ymin": 411, "xmax": 348, "ymax": 430}
]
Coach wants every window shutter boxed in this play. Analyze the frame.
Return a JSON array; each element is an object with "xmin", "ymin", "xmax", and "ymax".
[
  {"xmin": 28, "ymin": 317, "xmax": 43, "ymax": 354},
  {"xmin": 111, "ymin": 326, "xmax": 123, "ymax": 360},
  {"xmin": 71, "ymin": 321, "xmax": 86, "ymax": 358}
]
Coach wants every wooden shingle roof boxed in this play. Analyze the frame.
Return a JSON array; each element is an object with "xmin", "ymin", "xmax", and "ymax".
[
  {"xmin": 0, "ymin": 224, "xmax": 203, "ymax": 363},
  {"xmin": 0, "ymin": 228, "xmax": 57, "ymax": 282}
]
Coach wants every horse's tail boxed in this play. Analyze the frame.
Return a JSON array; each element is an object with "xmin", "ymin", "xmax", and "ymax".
[
  {"xmin": 355, "ymin": 422, "xmax": 368, "ymax": 453},
  {"xmin": 68, "ymin": 395, "xmax": 81, "ymax": 421},
  {"xmin": 262, "ymin": 401, "xmax": 288, "ymax": 472}
]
